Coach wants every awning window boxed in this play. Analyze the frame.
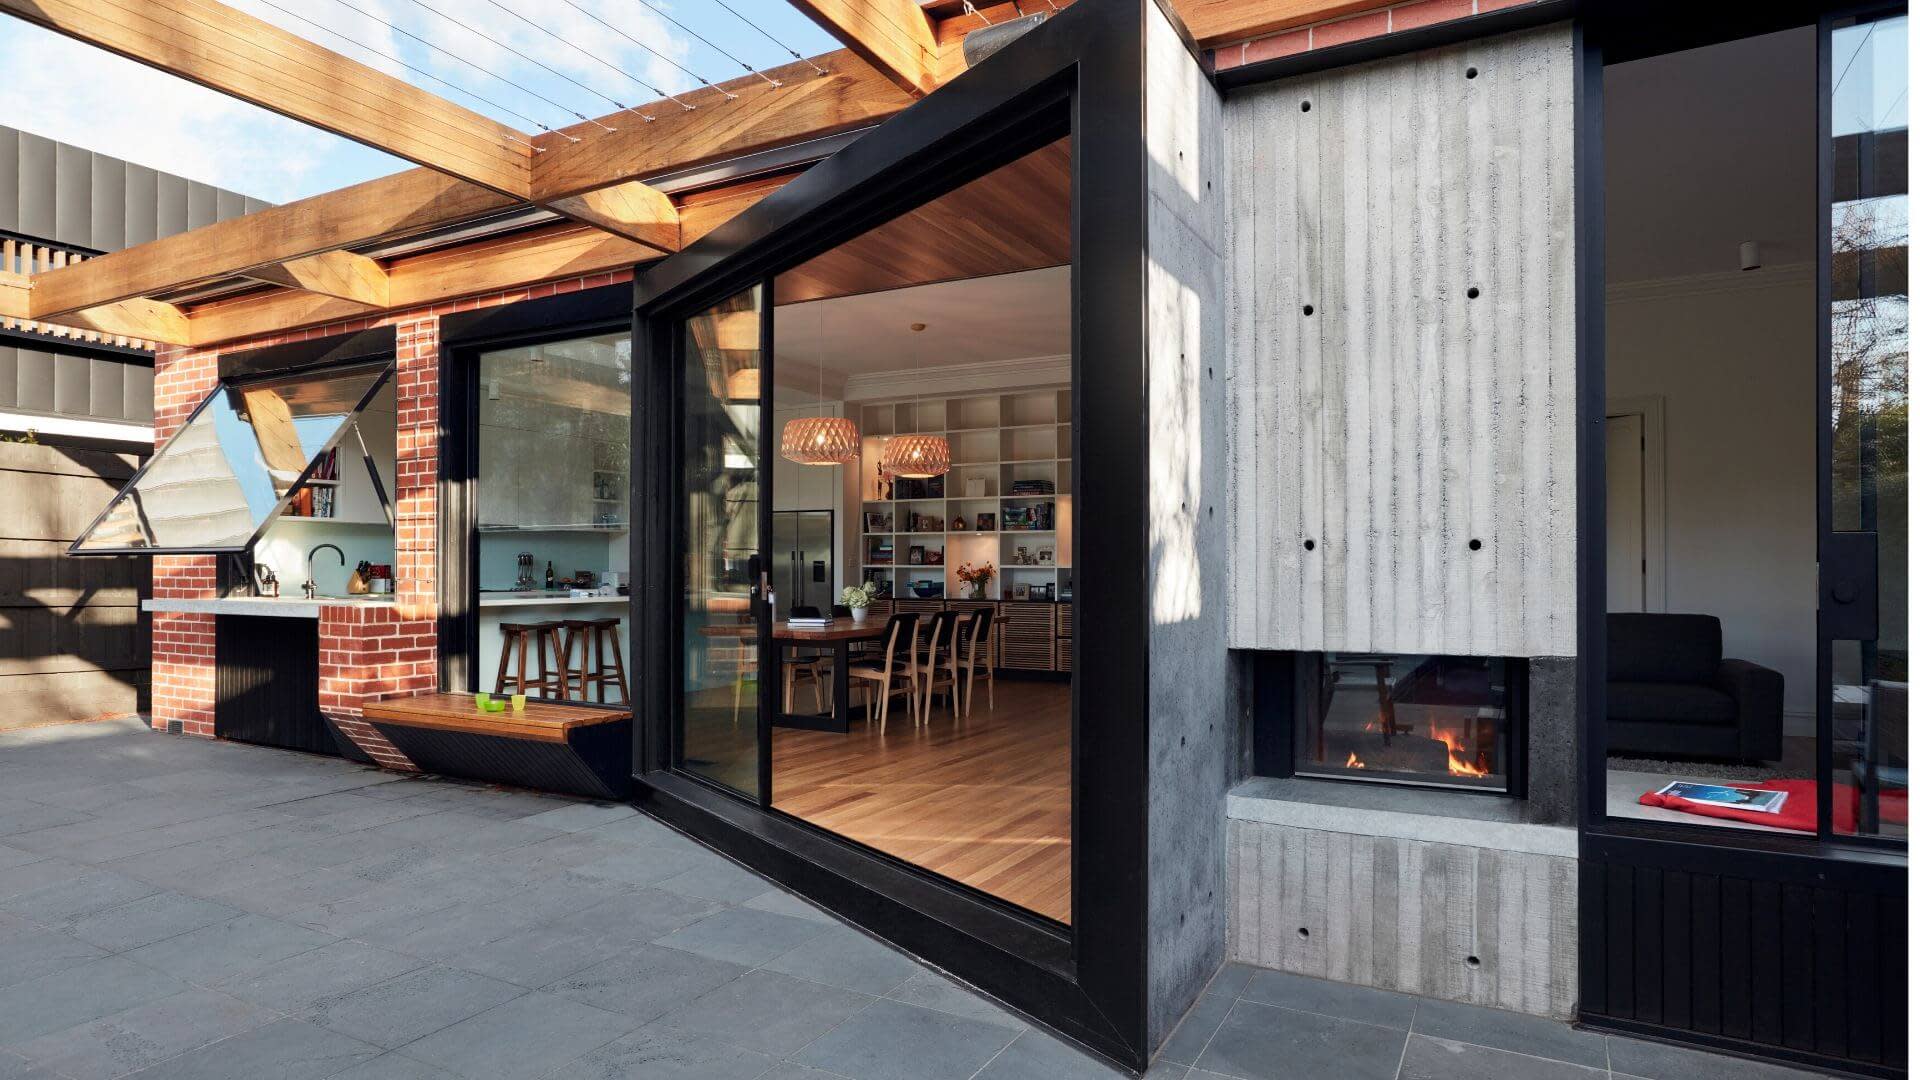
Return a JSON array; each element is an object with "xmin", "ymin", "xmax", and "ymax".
[{"xmin": 69, "ymin": 363, "xmax": 393, "ymax": 555}]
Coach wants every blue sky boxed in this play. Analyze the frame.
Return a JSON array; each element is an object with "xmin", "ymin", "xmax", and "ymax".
[{"xmin": 0, "ymin": 0, "xmax": 840, "ymax": 204}]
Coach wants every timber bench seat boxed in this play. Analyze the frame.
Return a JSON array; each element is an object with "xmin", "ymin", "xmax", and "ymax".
[{"xmin": 363, "ymin": 692, "xmax": 631, "ymax": 799}]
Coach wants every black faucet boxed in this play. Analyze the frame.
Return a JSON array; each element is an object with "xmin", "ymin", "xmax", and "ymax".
[{"xmin": 304, "ymin": 544, "xmax": 345, "ymax": 599}]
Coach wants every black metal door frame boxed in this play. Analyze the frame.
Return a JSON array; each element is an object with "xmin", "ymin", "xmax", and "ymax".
[{"xmin": 631, "ymin": 0, "xmax": 1152, "ymax": 1066}]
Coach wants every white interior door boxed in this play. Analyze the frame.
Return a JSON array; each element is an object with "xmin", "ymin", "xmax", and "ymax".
[{"xmin": 1606, "ymin": 413, "xmax": 1646, "ymax": 612}]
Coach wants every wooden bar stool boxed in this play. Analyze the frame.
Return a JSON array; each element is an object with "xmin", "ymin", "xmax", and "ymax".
[
  {"xmin": 494, "ymin": 621, "xmax": 566, "ymax": 699},
  {"xmin": 561, "ymin": 618, "xmax": 630, "ymax": 704}
]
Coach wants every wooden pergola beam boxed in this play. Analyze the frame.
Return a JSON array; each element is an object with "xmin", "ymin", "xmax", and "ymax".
[
  {"xmin": 0, "ymin": 0, "xmax": 533, "ymax": 198},
  {"xmin": 60, "ymin": 299, "xmax": 191, "ymax": 346},
  {"xmin": 789, "ymin": 0, "xmax": 943, "ymax": 96},
  {"xmin": 28, "ymin": 50, "xmax": 907, "ymax": 322},
  {"xmin": 529, "ymin": 51, "xmax": 909, "ymax": 203},
  {"xmin": 548, "ymin": 183, "xmax": 681, "ymax": 255},
  {"xmin": 246, "ymin": 250, "xmax": 389, "ymax": 309}
]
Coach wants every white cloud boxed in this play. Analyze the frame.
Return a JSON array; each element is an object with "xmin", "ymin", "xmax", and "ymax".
[{"xmin": 0, "ymin": 19, "xmax": 404, "ymax": 202}]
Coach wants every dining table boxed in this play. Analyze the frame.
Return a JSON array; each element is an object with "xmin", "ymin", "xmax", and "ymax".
[{"xmin": 699, "ymin": 611, "xmax": 1001, "ymax": 734}]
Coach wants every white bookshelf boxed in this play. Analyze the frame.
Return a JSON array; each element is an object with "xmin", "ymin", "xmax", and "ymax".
[{"xmin": 852, "ymin": 387, "xmax": 1073, "ymax": 602}]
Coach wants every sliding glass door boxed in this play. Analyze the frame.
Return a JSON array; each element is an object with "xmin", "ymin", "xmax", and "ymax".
[{"xmin": 675, "ymin": 285, "xmax": 770, "ymax": 799}]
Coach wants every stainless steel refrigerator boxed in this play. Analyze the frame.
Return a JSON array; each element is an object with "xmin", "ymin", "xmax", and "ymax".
[{"xmin": 772, "ymin": 510, "xmax": 834, "ymax": 613}]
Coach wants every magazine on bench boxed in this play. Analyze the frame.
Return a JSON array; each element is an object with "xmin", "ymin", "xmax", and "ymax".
[{"xmin": 1654, "ymin": 781, "xmax": 1787, "ymax": 814}]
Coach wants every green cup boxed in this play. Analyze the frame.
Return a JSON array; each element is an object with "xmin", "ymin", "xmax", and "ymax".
[
  {"xmin": 510, "ymin": 694, "xmax": 527, "ymax": 712},
  {"xmin": 474, "ymin": 692, "xmax": 490, "ymax": 710}
]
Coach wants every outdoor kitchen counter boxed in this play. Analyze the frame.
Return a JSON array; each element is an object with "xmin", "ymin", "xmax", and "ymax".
[{"xmin": 141, "ymin": 596, "xmax": 397, "ymax": 619}]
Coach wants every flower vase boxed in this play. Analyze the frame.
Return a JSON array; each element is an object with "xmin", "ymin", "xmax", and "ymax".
[
  {"xmin": 967, "ymin": 583, "xmax": 986, "ymax": 601},
  {"xmin": 850, "ymin": 606, "xmax": 869, "ymax": 624}
]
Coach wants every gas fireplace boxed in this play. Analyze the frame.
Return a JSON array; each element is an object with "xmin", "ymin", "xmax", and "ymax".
[{"xmin": 1294, "ymin": 653, "xmax": 1520, "ymax": 793}]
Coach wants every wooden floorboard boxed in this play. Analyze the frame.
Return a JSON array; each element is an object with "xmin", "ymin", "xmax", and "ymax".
[{"xmin": 772, "ymin": 679, "xmax": 1070, "ymax": 923}]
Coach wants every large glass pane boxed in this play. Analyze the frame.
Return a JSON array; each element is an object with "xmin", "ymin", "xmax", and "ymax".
[
  {"xmin": 1829, "ymin": 12, "xmax": 1907, "ymax": 838},
  {"xmin": 71, "ymin": 364, "xmax": 390, "ymax": 553},
  {"xmin": 473, "ymin": 332, "xmax": 632, "ymax": 701},
  {"xmin": 768, "ymin": 137, "xmax": 1074, "ymax": 922},
  {"xmin": 678, "ymin": 287, "xmax": 765, "ymax": 796}
]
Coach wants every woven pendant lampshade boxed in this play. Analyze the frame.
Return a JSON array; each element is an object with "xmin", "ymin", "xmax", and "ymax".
[
  {"xmin": 780, "ymin": 416, "xmax": 860, "ymax": 465},
  {"xmin": 880, "ymin": 433, "xmax": 951, "ymax": 478},
  {"xmin": 724, "ymin": 367, "xmax": 759, "ymax": 402}
]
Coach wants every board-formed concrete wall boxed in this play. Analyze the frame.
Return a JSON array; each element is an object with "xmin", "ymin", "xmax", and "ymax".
[
  {"xmin": 1223, "ymin": 26, "xmax": 1577, "ymax": 659},
  {"xmin": 1226, "ymin": 816, "xmax": 1579, "ymax": 1017},
  {"xmin": 1143, "ymin": 0, "xmax": 1232, "ymax": 1049}
]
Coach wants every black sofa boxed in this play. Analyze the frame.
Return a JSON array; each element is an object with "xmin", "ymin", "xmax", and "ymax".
[{"xmin": 1607, "ymin": 613, "xmax": 1784, "ymax": 764}]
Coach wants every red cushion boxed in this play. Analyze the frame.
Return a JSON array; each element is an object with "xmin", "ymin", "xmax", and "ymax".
[{"xmin": 1638, "ymin": 778, "xmax": 1908, "ymax": 833}]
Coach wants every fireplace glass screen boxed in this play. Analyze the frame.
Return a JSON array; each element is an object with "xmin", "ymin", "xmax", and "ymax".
[{"xmin": 1296, "ymin": 653, "xmax": 1519, "ymax": 792}]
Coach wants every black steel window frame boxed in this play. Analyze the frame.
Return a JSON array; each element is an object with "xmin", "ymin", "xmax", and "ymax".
[
  {"xmin": 631, "ymin": 0, "xmax": 1152, "ymax": 1067},
  {"xmin": 436, "ymin": 283, "xmax": 633, "ymax": 699},
  {"xmin": 1574, "ymin": 7, "xmax": 1907, "ymax": 1076},
  {"xmin": 66, "ymin": 347, "xmax": 396, "ymax": 558},
  {"xmin": 1574, "ymin": 1, "xmax": 1912, "ymax": 856},
  {"xmin": 1250, "ymin": 650, "xmax": 1528, "ymax": 797}
]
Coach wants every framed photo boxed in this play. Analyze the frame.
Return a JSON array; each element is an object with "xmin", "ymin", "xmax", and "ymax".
[
  {"xmin": 908, "ymin": 545, "xmax": 926, "ymax": 565},
  {"xmin": 927, "ymin": 549, "xmax": 944, "ymax": 565},
  {"xmin": 975, "ymin": 513, "xmax": 995, "ymax": 531},
  {"xmin": 865, "ymin": 512, "xmax": 890, "ymax": 533},
  {"xmin": 1012, "ymin": 583, "xmax": 1030, "ymax": 600},
  {"xmin": 1038, "ymin": 548, "xmax": 1053, "ymax": 564}
]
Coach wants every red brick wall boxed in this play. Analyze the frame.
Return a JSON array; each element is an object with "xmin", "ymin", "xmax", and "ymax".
[
  {"xmin": 147, "ymin": 269, "xmax": 634, "ymax": 763},
  {"xmin": 1211, "ymin": 0, "xmax": 1541, "ymax": 72}
]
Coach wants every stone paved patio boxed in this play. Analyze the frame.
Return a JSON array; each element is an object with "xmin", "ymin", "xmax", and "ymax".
[{"xmin": 0, "ymin": 719, "xmax": 1820, "ymax": 1080}]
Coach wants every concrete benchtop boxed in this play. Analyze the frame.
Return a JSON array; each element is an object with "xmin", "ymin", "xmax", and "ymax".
[
  {"xmin": 142, "ymin": 596, "xmax": 395, "ymax": 619},
  {"xmin": 1229, "ymin": 776, "xmax": 1577, "ymax": 858}
]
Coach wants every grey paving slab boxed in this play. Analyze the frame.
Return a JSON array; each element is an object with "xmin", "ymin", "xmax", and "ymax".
[
  {"xmin": 740, "ymin": 888, "xmax": 837, "ymax": 925},
  {"xmin": 1156, "ymin": 986, "xmax": 1234, "ymax": 1066},
  {"xmin": 0, "ymin": 845, "xmax": 48, "ymax": 872},
  {"xmin": 760, "ymin": 926, "xmax": 924, "ymax": 996},
  {"xmin": 973, "ymin": 1029, "xmax": 1134, "ymax": 1079},
  {"xmin": 0, "ymin": 956, "xmax": 187, "ymax": 1044},
  {"xmin": 1603, "ymin": 1035, "xmax": 1826, "ymax": 1080},
  {"xmin": 124, "ymin": 913, "xmax": 336, "ymax": 984},
  {"xmin": 0, "ymin": 1049, "xmax": 64, "ymax": 1080},
  {"xmin": 1398, "ymin": 1035, "xmax": 1606, "ymax": 1080},
  {"xmin": 1239, "ymin": 969, "xmax": 1420, "ymax": 1031},
  {"xmin": 354, "ymin": 897, "xmax": 555, "ymax": 962},
  {"xmin": 0, "ymin": 857, "xmax": 93, "ymax": 900},
  {"xmin": 518, "ymin": 802, "xmax": 642, "ymax": 833},
  {"xmin": 0, "ymin": 868, "xmax": 159, "ymax": 922},
  {"xmin": 118, "ymin": 1017, "xmax": 381, "ymax": 1080},
  {"xmin": 652, "ymin": 859, "xmax": 778, "ymax": 904},
  {"xmin": 221, "ymin": 938, "xmax": 428, "ymax": 1012},
  {"xmin": 327, "ymin": 1053, "xmax": 462, "ymax": 1080},
  {"xmin": 302, "ymin": 964, "xmax": 526, "ymax": 1049},
  {"xmin": 0, "ymin": 802, "xmax": 89, "ymax": 838},
  {"xmin": 123, "ymin": 850, "xmax": 309, "ymax": 898},
  {"xmin": 0, "ymin": 922, "xmax": 108, "ymax": 988},
  {"xmin": 569, "ymin": 841, "xmax": 714, "ymax": 887},
  {"xmin": 791, "ymin": 998, "xmax": 1021, "ymax": 1080},
  {"xmin": 559, "ymin": 888, "xmax": 727, "ymax": 943},
  {"xmin": 1203, "ymin": 963, "xmax": 1255, "ymax": 1000},
  {"xmin": 64, "ymin": 891, "xmax": 242, "ymax": 951},
  {"xmin": 549, "ymin": 1023, "xmax": 777, "ymax": 1080},
  {"xmin": 1194, "ymin": 1000, "xmax": 1409, "ymax": 1080},
  {"xmin": 544, "ymin": 944, "xmax": 747, "ymax": 1023},
  {"xmin": 396, "ymin": 991, "xmax": 638, "ymax": 1080},
  {"xmin": 883, "ymin": 972, "xmax": 1026, "ymax": 1031},
  {"xmin": 442, "ymin": 922, "xmax": 634, "ymax": 989},
  {"xmin": 8, "ymin": 988, "xmax": 276, "ymax": 1080},
  {"xmin": 214, "ymin": 865, "xmax": 378, "ymax": 917},
  {"xmin": 654, "ymin": 971, "xmax": 874, "ymax": 1057},
  {"xmin": 651, "ymin": 907, "xmax": 833, "ymax": 968},
  {"xmin": 1409, "ymin": 998, "xmax": 1609, "ymax": 1070}
]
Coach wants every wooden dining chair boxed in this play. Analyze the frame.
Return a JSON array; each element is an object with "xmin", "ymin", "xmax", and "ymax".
[
  {"xmin": 960, "ymin": 609, "xmax": 996, "ymax": 715},
  {"xmin": 782, "ymin": 651, "xmax": 827, "ymax": 714},
  {"xmin": 848, "ymin": 612, "xmax": 919, "ymax": 732},
  {"xmin": 919, "ymin": 610, "xmax": 963, "ymax": 725}
]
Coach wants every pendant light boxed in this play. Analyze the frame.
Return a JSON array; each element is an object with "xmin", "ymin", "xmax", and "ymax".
[
  {"xmin": 780, "ymin": 307, "xmax": 859, "ymax": 465},
  {"xmin": 881, "ymin": 322, "xmax": 950, "ymax": 478}
]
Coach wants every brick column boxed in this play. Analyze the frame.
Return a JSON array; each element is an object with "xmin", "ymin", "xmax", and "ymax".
[
  {"xmin": 317, "ymin": 603, "xmax": 433, "ymax": 769},
  {"xmin": 148, "ymin": 346, "xmax": 221, "ymax": 736}
]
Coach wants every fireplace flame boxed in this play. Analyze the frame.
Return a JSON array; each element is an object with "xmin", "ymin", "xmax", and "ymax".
[
  {"xmin": 1429, "ymin": 721, "xmax": 1488, "ymax": 777},
  {"xmin": 1345, "ymin": 751, "xmax": 1364, "ymax": 768}
]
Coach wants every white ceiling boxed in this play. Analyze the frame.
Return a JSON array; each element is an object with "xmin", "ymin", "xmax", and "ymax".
[
  {"xmin": 773, "ymin": 266, "xmax": 1069, "ymax": 399},
  {"xmin": 1604, "ymin": 27, "xmax": 1817, "ymax": 283}
]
